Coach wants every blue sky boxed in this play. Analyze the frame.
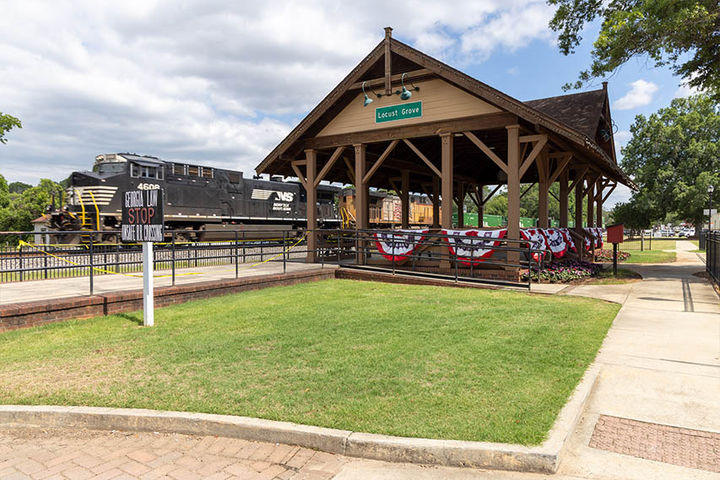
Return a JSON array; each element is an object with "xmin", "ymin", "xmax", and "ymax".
[{"xmin": 0, "ymin": 1, "xmax": 699, "ymax": 207}]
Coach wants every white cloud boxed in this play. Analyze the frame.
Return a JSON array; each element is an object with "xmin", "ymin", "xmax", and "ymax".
[
  {"xmin": 605, "ymin": 184, "xmax": 632, "ymax": 208},
  {"xmin": 674, "ymin": 81, "xmax": 702, "ymax": 98},
  {"xmin": 612, "ymin": 80, "xmax": 659, "ymax": 110},
  {"xmin": 0, "ymin": 0, "xmax": 558, "ymax": 184}
]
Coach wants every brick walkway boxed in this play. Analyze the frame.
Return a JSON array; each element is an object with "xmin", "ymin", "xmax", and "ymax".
[
  {"xmin": 0, "ymin": 426, "xmax": 348, "ymax": 480},
  {"xmin": 589, "ymin": 415, "xmax": 720, "ymax": 473}
]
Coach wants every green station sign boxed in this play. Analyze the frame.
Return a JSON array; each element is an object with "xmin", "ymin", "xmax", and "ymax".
[{"xmin": 375, "ymin": 101, "xmax": 423, "ymax": 123}]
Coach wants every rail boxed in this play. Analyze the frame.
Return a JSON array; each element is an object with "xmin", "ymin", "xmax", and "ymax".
[
  {"xmin": 0, "ymin": 227, "xmax": 549, "ymax": 295},
  {"xmin": 706, "ymin": 231, "xmax": 719, "ymax": 286}
]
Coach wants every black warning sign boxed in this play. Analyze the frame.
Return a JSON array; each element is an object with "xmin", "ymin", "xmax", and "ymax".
[{"xmin": 121, "ymin": 189, "xmax": 164, "ymax": 243}]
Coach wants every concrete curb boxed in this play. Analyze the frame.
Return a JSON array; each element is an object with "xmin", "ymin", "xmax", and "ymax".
[{"xmin": 0, "ymin": 366, "xmax": 600, "ymax": 474}]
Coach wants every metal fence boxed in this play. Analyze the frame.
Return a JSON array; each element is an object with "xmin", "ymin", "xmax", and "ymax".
[
  {"xmin": 1, "ymin": 228, "xmax": 547, "ymax": 294},
  {"xmin": 706, "ymin": 231, "xmax": 719, "ymax": 286}
]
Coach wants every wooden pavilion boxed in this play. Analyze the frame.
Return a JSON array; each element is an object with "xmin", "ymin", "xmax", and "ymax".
[{"xmin": 255, "ymin": 28, "xmax": 633, "ymax": 265}]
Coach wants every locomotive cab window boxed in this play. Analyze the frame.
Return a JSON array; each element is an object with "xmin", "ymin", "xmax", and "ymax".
[
  {"xmin": 130, "ymin": 163, "xmax": 140, "ymax": 177},
  {"xmin": 140, "ymin": 165, "xmax": 163, "ymax": 180}
]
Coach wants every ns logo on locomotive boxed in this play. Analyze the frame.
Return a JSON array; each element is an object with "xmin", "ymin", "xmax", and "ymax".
[{"xmin": 47, "ymin": 153, "xmax": 341, "ymax": 243}]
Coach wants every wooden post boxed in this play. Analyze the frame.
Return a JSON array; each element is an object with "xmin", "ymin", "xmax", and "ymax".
[
  {"xmin": 354, "ymin": 144, "xmax": 367, "ymax": 263},
  {"xmin": 575, "ymin": 173, "xmax": 585, "ymax": 260},
  {"xmin": 440, "ymin": 133, "xmax": 454, "ymax": 229},
  {"xmin": 477, "ymin": 185, "xmax": 484, "ymax": 227},
  {"xmin": 596, "ymin": 177, "xmax": 604, "ymax": 227},
  {"xmin": 559, "ymin": 169, "xmax": 569, "ymax": 227},
  {"xmin": 305, "ymin": 149, "xmax": 317, "ymax": 262},
  {"xmin": 506, "ymin": 125, "xmax": 521, "ymax": 266},
  {"xmin": 401, "ymin": 169, "xmax": 410, "ymax": 228},
  {"xmin": 537, "ymin": 151, "xmax": 549, "ymax": 228},
  {"xmin": 384, "ymin": 27, "xmax": 393, "ymax": 96},
  {"xmin": 432, "ymin": 177, "xmax": 440, "ymax": 228},
  {"xmin": 586, "ymin": 177, "xmax": 595, "ymax": 228},
  {"xmin": 456, "ymin": 183, "xmax": 465, "ymax": 228}
]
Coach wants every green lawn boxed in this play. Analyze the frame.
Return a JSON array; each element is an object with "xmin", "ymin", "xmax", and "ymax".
[
  {"xmin": 617, "ymin": 239, "xmax": 677, "ymax": 263},
  {"xmin": 0, "ymin": 279, "xmax": 619, "ymax": 445}
]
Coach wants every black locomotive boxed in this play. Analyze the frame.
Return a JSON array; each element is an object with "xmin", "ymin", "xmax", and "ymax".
[{"xmin": 48, "ymin": 153, "xmax": 340, "ymax": 241}]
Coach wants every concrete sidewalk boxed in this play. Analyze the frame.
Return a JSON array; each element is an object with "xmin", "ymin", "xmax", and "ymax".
[
  {"xmin": 555, "ymin": 239, "xmax": 720, "ymax": 479},
  {"xmin": 0, "ymin": 261, "xmax": 326, "ymax": 305}
]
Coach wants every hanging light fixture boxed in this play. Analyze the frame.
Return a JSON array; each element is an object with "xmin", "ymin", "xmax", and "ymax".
[
  {"xmin": 362, "ymin": 81, "xmax": 374, "ymax": 107},
  {"xmin": 396, "ymin": 73, "xmax": 419, "ymax": 100}
]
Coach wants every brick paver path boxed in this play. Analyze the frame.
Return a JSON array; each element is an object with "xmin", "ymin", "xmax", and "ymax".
[
  {"xmin": 0, "ymin": 425, "xmax": 348, "ymax": 479},
  {"xmin": 589, "ymin": 415, "xmax": 720, "ymax": 473}
]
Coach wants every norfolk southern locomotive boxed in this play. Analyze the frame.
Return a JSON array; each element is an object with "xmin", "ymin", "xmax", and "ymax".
[{"xmin": 48, "ymin": 153, "xmax": 340, "ymax": 242}]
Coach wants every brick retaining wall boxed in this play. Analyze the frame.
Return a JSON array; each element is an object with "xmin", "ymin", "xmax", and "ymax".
[
  {"xmin": 0, "ymin": 266, "xmax": 522, "ymax": 332},
  {"xmin": 0, "ymin": 269, "xmax": 334, "ymax": 332}
]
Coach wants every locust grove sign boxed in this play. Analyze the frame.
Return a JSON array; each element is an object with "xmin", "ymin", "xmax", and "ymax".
[{"xmin": 121, "ymin": 189, "xmax": 164, "ymax": 243}]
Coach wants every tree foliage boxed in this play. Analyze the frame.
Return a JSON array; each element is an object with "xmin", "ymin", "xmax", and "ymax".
[
  {"xmin": 0, "ymin": 113, "xmax": 21, "ymax": 144},
  {"xmin": 0, "ymin": 174, "xmax": 64, "ymax": 232},
  {"xmin": 616, "ymin": 94, "xmax": 720, "ymax": 227},
  {"xmin": 548, "ymin": 0, "xmax": 720, "ymax": 96}
]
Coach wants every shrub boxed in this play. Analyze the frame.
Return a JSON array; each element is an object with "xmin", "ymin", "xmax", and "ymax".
[
  {"xmin": 594, "ymin": 249, "xmax": 630, "ymax": 262},
  {"xmin": 522, "ymin": 260, "xmax": 601, "ymax": 283}
]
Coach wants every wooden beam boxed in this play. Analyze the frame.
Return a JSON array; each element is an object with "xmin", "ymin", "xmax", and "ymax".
[
  {"xmin": 569, "ymin": 165, "xmax": 589, "ymax": 192},
  {"xmin": 519, "ymin": 135, "xmax": 548, "ymax": 178},
  {"xmin": 520, "ymin": 182, "xmax": 536, "ymax": 199},
  {"xmin": 602, "ymin": 182, "xmax": 617, "ymax": 203},
  {"xmin": 342, "ymin": 156, "xmax": 355, "ymax": 184},
  {"xmin": 349, "ymin": 69, "xmax": 432, "ymax": 90},
  {"xmin": 403, "ymin": 138, "xmax": 441, "ymax": 178},
  {"xmin": 290, "ymin": 162, "xmax": 307, "ymax": 189},
  {"xmin": 304, "ymin": 112, "xmax": 517, "ymax": 150},
  {"xmin": 441, "ymin": 133, "xmax": 454, "ymax": 229},
  {"xmin": 314, "ymin": 146, "xmax": 345, "ymax": 188},
  {"xmin": 305, "ymin": 149, "xmax": 317, "ymax": 262},
  {"xmin": 519, "ymin": 134, "xmax": 546, "ymax": 144},
  {"xmin": 547, "ymin": 153, "xmax": 572, "ymax": 185},
  {"xmin": 463, "ymin": 131, "xmax": 507, "ymax": 173},
  {"xmin": 483, "ymin": 184, "xmax": 502, "ymax": 205},
  {"xmin": 384, "ymin": 27, "xmax": 392, "ymax": 95},
  {"xmin": 362, "ymin": 139, "xmax": 399, "ymax": 184},
  {"xmin": 354, "ymin": 144, "xmax": 368, "ymax": 230}
]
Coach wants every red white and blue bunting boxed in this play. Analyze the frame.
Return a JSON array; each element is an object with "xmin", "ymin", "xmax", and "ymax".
[
  {"xmin": 583, "ymin": 227, "xmax": 604, "ymax": 250},
  {"xmin": 543, "ymin": 228, "xmax": 570, "ymax": 259},
  {"xmin": 442, "ymin": 229, "xmax": 507, "ymax": 265},
  {"xmin": 373, "ymin": 229, "xmax": 429, "ymax": 261},
  {"xmin": 520, "ymin": 228, "xmax": 550, "ymax": 262},
  {"xmin": 557, "ymin": 227, "xmax": 577, "ymax": 253}
]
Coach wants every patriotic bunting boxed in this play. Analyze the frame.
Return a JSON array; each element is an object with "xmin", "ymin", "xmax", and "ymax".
[
  {"xmin": 557, "ymin": 227, "xmax": 577, "ymax": 253},
  {"xmin": 583, "ymin": 227, "xmax": 604, "ymax": 251},
  {"xmin": 442, "ymin": 229, "xmax": 507, "ymax": 265},
  {"xmin": 543, "ymin": 228, "xmax": 570, "ymax": 259},
  {"xmin": 520, "ymin": 228, "xmax": 549, "ymax": 262},
  {"xmin": 373, "ymin": 229, "xmax": 428, "ymax": 261}
]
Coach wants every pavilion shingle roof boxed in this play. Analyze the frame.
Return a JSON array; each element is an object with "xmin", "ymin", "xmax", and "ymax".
[{"xmin": 524, "ymin": 89, "xmax": 606, "ymax": 139}]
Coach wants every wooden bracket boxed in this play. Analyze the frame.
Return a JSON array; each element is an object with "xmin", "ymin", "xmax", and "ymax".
[
  {"xmin": 463, "ymin": 131, "xmax": 507, "ymax": 174},
  {"xmin": 314, "ymin": 146, "xmax": 346, "ymax": 188},
  {"xmin": 342, "ymin": 156, "xmax": 356, "ymax": 185},
  {"xmin": 547, "ymin": 153, "xmax": 572, "ymax": 185},
  {"xmin": 290, "ymin": 160, "xmax": 307, "ymax": 189},
  {"xmin": 569, "ymin": 165, "xmax": 589, "ymax": 192},
  {"xmin": 520, "ymin": 182, "xmax": 536, "ymax": 199},
  {"xmin": 519, "ymin": 135, "xmax": 548, "ymax": 178},
  {"xmin": 403, "ymin": 138, "xmax": 442, "ymax": 178},
  {"xmin": 363, "ymin": 139, "xmax": 399, "ymax": 184}
]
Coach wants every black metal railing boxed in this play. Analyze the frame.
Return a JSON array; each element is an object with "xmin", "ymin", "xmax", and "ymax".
[
  {"xmin": 1, "ymin": 227, "xmax": 549, "ymax": 295},
  {"xmin": 706, "ymin": 231, "xmax": 719, "ymax": 286}
]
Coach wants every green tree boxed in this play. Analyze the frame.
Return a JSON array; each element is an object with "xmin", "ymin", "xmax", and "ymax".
[
  {"xmin": 0, "ymin": 178, "xmax": 64, "ymax": 231},
  {"xmin": 8, "ymin": 181, "xmax": 31, "ymax": 194},
  {"xmin": 620, "ymin": 94, "xmax": 720, "ymax": 230},
  {"xmin": 0, "ymin": 113, "xmax": 21, "ymax": 144},
  {"xmin": 0, "ymin": 174, "xmax": 9, "ymax": 209},
  {"xmin": 548, "ymin": 0, "xmax": 720, "ymax": 95},
  {"xmin": 611, "ymin": 200, "xmax": 652, "ymax": 231}
]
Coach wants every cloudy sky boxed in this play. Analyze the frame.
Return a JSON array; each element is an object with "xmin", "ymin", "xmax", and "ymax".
[{"xmin": 0, "ymin": 0, "xmax": 699, "ymax": 206}]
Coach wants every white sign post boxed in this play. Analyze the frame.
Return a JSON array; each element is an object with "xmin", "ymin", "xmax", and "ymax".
[
  {"xmin": 122, "ymin": 188, "xmax": 164, "ymax": 328},
  {"xmin": 142, "ymin": 242, "xmax": 154, "ymax": 327}
]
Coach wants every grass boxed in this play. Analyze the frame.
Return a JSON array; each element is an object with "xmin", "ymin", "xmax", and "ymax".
[
  {"xmin": 0, "ymin": 279, "xmax": 619, "ymax": 445},
  {"xmin": 589, "ymin": 268, "xmax": 642, "ymax": 285},
  {"xmin": 615, "ymin": 239, "xmax": 677, "ymax": 263}
]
